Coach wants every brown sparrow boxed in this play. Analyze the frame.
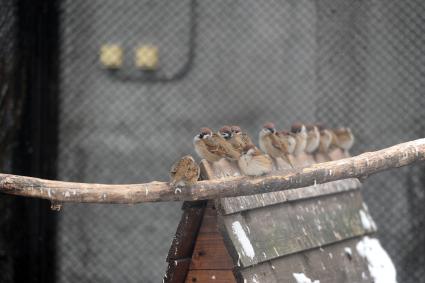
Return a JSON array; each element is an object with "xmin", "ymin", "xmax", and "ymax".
[
  {"xmin": 238, "ymin": 144, "xmax": 273, "ymax": 176},
  {"xmin": 193, "ymin": 127, "xmax": 240, "ymax": 162},
  {"xmin": 314, "ymin": 125, "xmax": 334, "ymax": 162},
  {"xmin": 318, "ymin": 126, "xmax": 333, "ymax": 153},
  {"xmin": 290, "ymin": 123, "xmax": 308, "ymax": 156},
  {"xmin": 218, "ymin": 125, "xmax": 242, "ymax": 154},
  {"xmin": 325, "ymin": 126, "xmax": 347, "ymax": 160},
  {"xmin": 259, "ymin": 122, "xmax": 292, "ymax": 166},
  {"xmin": 332, "ymin": 127, "xmax": 354, "ymax": 156},
  {"xmin": 277, "ymin": 131, "xmax": 296, "ymax": 154},
  {"xmin": 305, "ymin": 124, "xmax": 320, "ymax": 154},
  {"xmin": 169, "ymin": 155, "xmax": 200, "ymax": 187},
  {"xmin": 231, "ymin": 125, "xmax": 254, "ymax": 148}
]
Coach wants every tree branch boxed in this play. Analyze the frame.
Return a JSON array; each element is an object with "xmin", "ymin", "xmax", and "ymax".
[{"xmin": 0, "ymin": 139, "xmax": 424, "ymax": 204}]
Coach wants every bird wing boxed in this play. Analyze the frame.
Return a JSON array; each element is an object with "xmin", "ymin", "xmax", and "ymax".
[
  {"xmin": 204, "ymin": 137, "xmax": 226, "ymax": 155},
  {"xmin": 206, "ymin": 135, "xmax": 240, "ymax": 159},
  {"xmin": 270, "ymin": 134, "xmax": 287, "ymax": 152},
  {"xmin": 184, "ymin": 161, "xmax": 200, "ymax": 184},
  {"xmin": 241, "ymin": 133, "xmax": 254, "ymax": 146}
]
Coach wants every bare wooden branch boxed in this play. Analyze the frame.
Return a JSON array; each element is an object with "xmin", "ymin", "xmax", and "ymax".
[{"xmin": 0, "ymin": 139, "xmax": 424, "ymax": 204}]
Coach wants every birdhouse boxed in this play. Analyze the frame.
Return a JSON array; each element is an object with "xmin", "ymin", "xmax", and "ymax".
[{"xmin": 164, "ymin": 155, "xmax": 394, "ymax": 282}]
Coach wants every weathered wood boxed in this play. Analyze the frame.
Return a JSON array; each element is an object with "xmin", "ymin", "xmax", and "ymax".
[
  {"xmin": 218, "ymin": 178, "xmax": 360, "ymax": 215},
  {"xmin": 183, "ymin": 165, "xmax": 237, "ymax": 283},
  {"xmin": 167, "ymin": 202, "xmax": 207, "ymax": 261},
  {"xmin": 165, "ymin": 201, "xmax": 206, "ymax": 283},
  {"xmin": 0, "ymin": 139, "xmax": 423, "ymax": 203},
  {"xmin": 164, "ymin": 258, "xmax": 192, "ymax": 283},
  {"xmin": 220, "ymin": 191, "xmax": 376, "ymax": 268},
  {"xmin": 189, "ymin": 233, "xmax": 234, "ymax": 270},
  {"xmin": 185, "ymin": 270, "xmax": 236, "ymax": 283},
  {"xmin": 239, "ymin": 237, "xmax": 372, "ymax": 283},
  {"xmin": 198, "ymin": 202, "xmax": 219, "ymax": 234},
  {"xmin": 201, "ymin": 159, "xmax": 322, "ymax": 215}
]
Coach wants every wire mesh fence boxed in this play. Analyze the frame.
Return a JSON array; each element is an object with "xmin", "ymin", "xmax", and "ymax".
[{"xmin": 55, "ymin": 0, "xmax": 425, "ymax": 282}]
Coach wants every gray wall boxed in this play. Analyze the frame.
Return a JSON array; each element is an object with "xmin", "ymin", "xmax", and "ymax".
[{"xmin": 57, "ymin": 0, "xmax": 425, "ymax": 282}]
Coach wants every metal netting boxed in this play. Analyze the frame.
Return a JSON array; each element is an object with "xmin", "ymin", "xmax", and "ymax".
[{"xmin": 56, "ymin": 0, "xmax": 425, "ymax": 282}]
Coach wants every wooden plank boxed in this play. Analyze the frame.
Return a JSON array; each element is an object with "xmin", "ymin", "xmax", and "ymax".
[
  {"xmin": 185, "ymin": 270, "xmax": 236, "ymax": 283},
  {"xmin": 201, "ymin": 159, "xmax": 355, "ymax": 217},
  {"xmin": 200, "ymin": 158, "xmax": 361, "ymax": 215},
  {"xmin": 164, "ymin": 258, "xmax": 192, "ymax": 283},
  {"xmin": 167, "ymin": 201, "xmax": 207, "ymax": 261},
  {"xmin": 189, "ymin": 232, "xmax": 234, "ymax": 270},
  {"xmin": 220, "ymin": 190, "xmax": 376, "ymax": 267},
  {"xmin": 198, "ymin": 202, "xmax": 219, "ymax": 234},
  {"xmin": 218, "ymin": 178, "xmax": 361, "ymax": 215},
  {"xmin": 239, "ymin": 237, "xmax": 373, "ymax": 283}
]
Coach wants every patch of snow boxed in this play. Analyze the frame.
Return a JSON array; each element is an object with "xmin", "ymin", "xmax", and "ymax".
[
  {"xmin": 292, "ymin": 273, "xmax": 320, "ymax": 283},
  {"xmin": 251, "ymin": 274, "xmax": 259, "ymax": 283},
  {"xmin": 232, "ymin": 221, "xmax": 255, "ymax": 259},
  {"xmin": 64, "ymin": 191, "xmax": 70, "ymax": 198},
  {"xmin": 356, "ymin": 237, "xmax": 397, "ymax": 283},
  {"xmin": 344, "ymin": 247, "xmax": 352, "ymax": 257},
  {"xmin": 359, "ymin": 210, "xmax": 377, "ymax": 231}
]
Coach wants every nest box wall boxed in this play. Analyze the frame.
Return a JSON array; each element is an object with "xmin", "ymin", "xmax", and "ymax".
[{"xmin": 164, "ymin": 156, "xmax": 386, "ymax": 283}]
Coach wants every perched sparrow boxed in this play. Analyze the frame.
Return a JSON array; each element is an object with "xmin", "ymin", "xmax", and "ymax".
[
  {"xmin": 332, "ymin": 127, "xmax": 354, "ymax": 154},
  {"xmin": 305, "ymin": 125, "xmax": 320, "ymax": 154},
  {"xmin": 277, "ymin": 131, "xmax": 296, "ymax": 154},
  {"xmin": 321, "ymin": 126, "xmax": 347, "ymax": 160},
  {"xmin": 231, "ymin": 125, "xmax": 254, "ymax": 148},
  {"xmin": 259, "ymin": 122, "xmax": 292, "ymax": 166},
  {"xmin": 218, "ymin": 125, "xmax": 243, "ymax": 154},
  {"xmin": 169, "ymin": 155, "xmax": 200, "ymax": 187},
  {"xmin": 238, "ymin": 144, "xmax": 273, "ymax": 176},
  {"xmin": 218, "ymin": 125, "xmax": 233, "ymax": 140},
  {"xmin": 318, "ymin": 126, "xmax": 333, "ymax": 153},
  {"xmin": 193, "ymin": 127, "xmax": 240, "ymax": 162},
  {"xmin": 314, "ymin": 125, "xmax": 333, "ymax": 163},
  {"xmin": 290, "ymin": 123, "xmax": 308, "ymax": 156}
]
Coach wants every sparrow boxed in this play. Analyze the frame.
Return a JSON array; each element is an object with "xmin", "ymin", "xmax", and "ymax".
[
  {"xmin": 314, "ymin": 125, "xmax": 333, "ymax": 163},
  {"xmin": 218, "ymin": 125, "xmax": 233, "ymax": 140},
  {"xmin": 277, "ymin": 131, "xmax": 296, "ymax": 154},
  {"xmin": 332, "ymin": 127, "xmax": 355, "ymax": 156},
  {"xmin": 305, "ymin": 125, "xmax": 320, "ymax": 154},
  {"xmin": 259, "ymin": 122, "xmax": 293, "ymax": 166},
  {"xmin": 193, "ymin": 127, "xmax": 240, "ymax": 162},
  {"xmin": 169, "ymin": 155, "xmax": 200, "ymax": 187},
  {"xmin": 290, "ymin": 123, "xmax": 308, "ymax": 156},
  {"xmin": 327, "ymin": 128, "xmax": 347, "ymax": 160},
  {"xmin": 318, "ymin": 125, "xmax": 333, "ymax": 153},
  {"xmin": 238, "ymin": 144, "xmax": 273, "ymax": 176},
  {"xmin": 218, "ymin": 125, "xmax": 242, "ymax": 154},
  {"xmin": 231, "ymin": 125, "xmax": 254, "ymax": 148}
]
